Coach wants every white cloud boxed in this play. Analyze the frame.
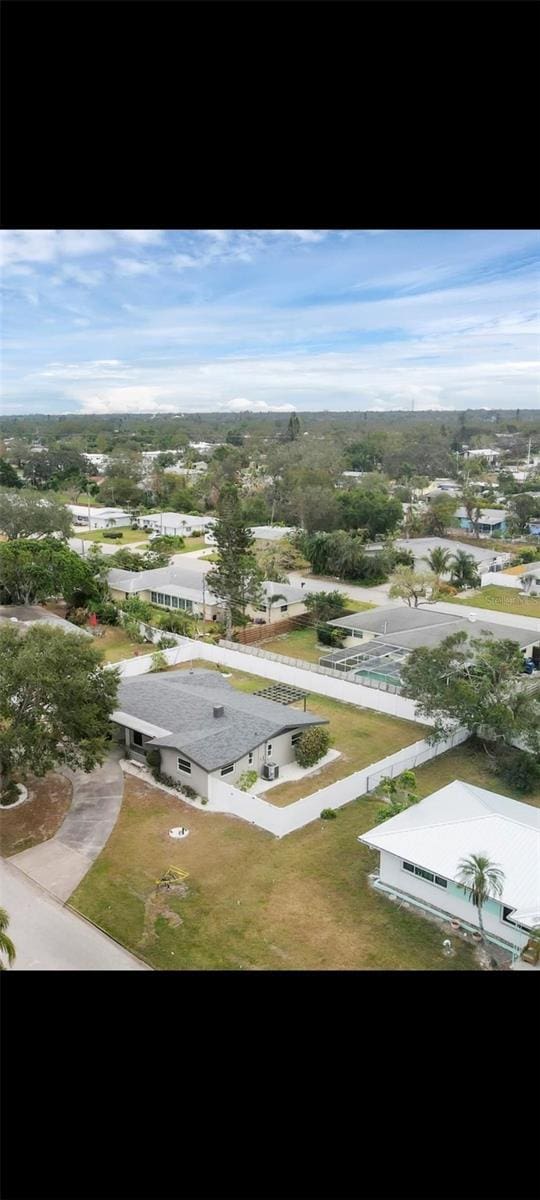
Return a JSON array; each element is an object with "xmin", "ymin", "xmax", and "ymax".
[
  {"xmin": 116, "ymin": 230, "xmax": 164, "ymax": 245},
  {"xmin": 113, "ymin": 258, "xmax": 156, "ymax": 276},
  {"xmin": 76, "ymin": 387, "xmax": 180, "ymax": 414},
  {"xmin": 39, "ymin": 359, "xmax": 132, "ymax": 380},
  {"xmin": 221, "ymin": 397, "xmax": 296, "ymax": 413}
]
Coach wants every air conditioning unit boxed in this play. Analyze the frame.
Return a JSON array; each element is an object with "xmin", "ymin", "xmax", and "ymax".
[{"xmin": 262, "ymin": 762, "xmax": 279, "ymax": 781}]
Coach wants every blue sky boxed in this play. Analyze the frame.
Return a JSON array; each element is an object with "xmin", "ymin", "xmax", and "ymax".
[{"xmin": 1, "ymin": 228, "xmax": 539, "ymax": 415}]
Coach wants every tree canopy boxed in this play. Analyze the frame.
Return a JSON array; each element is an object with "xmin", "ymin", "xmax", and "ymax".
[
  {"xmin": 0, "ymin": 623, "xmax": 120, "ymax": 802},
  {"xmin": 206, "ymin": 483, "xmax": 264, "ymax": 638},
  {"xmin": 400, "ymin": 629, "xmax": 540, "ymax": 759},
  {"xmin": 0, "ymin": 538, "xmax": 104, "ymax": 606},
  {"xmin": 0, "ymin": 489, "xmax": 72, "ymax": 540}
]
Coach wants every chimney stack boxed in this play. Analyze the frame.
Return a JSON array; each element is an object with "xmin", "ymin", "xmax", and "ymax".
[{"xmin": 213, "ymin": 704, "xmax": 225, "ymax": 718}]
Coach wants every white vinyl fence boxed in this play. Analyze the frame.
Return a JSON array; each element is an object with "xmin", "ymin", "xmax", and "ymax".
[{"xmin": 207, "ymin": 729, "xmax": 469, "ymax": 837}]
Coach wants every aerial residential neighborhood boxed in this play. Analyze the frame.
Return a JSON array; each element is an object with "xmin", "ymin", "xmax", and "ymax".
[{"xmin": 1, "ymin": 228, "xmax": 539, "ymax": 973}]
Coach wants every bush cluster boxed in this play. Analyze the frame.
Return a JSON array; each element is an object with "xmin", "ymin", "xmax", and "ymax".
[
  {"xmin": 237, "ymin": 769, "xmax": 258, "ymax": 791},
  {"xmin": 102, "ymin": 528, "xmax": 123, "ymax": 540},
  {"xmin": 295, "ymin": 726, "xmax": 331, "ymax": 768}
]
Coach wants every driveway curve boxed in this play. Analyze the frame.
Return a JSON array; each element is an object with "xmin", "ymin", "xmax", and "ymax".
[{"xmin": 9, "ymin": 748, "xmax": 124, "ymax": 902}]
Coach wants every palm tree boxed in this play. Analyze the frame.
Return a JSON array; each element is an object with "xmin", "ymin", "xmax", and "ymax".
[
  {"xmin": 423, "ymin": 546, "xmax": 452, "ymax": 582},
  {"xmin": 0, "ymin": 907, "xmax": 15, "ymax": 970},
  {"xmin": 450, "ymin": 549, "xmax": 480, "ymax": 591},
  {"xmin": 456, "ymin": 853, "xmax": 505, "ymax": 951},
  {"xmin": 265, "ymin": 591, "xmax": 288, "ymax": 624}
]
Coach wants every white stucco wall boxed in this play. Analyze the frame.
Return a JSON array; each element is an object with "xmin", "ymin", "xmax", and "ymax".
[
  {"xmin": 150, "ymin": 727, "xmax": 306, "ymax": 798},
  {"xmin": 377, "ymin": 850, "xmax": 528, "ymax": 949}
]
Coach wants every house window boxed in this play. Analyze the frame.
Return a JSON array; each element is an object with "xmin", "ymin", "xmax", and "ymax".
[
  {"xmin": 151, "ymin": 592, "xmax": 158, "ymax": 603},
  {"xmin": 248, "ymin": 752, "xmax": 254, "ymax": 765},
  {"xmin": 132, "ymin": 730, "xmax": 143, "ymax": 747},
  {"xmin": 221, "ymin": 763, "xmax": 234, "ymax": 776},
  {"xmin": 280, "ymin": 604, "xmax": 288, "ymax": 613},
  {"xmin": 266, "ymin": 743, "xmax": 273, "ymax": 758},
  {"xmin": 502, "ymin": 906, "xmax": 529, "ymax": 932},
  {"xmin": 402, "ymin": 862, "xmax": 447, "ymax": 888},
  {"xmin": 291, "ymin": 732, "xmax": 302, "ymax": 746},
  {"xmin": 177, "ymin": 756, "xmax": 191, "ymax": 774}
]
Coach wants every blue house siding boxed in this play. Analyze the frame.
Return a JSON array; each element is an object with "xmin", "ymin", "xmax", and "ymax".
[{"xmin": 458, "ymin": 516, "xmax": 507, "ymax": 534}]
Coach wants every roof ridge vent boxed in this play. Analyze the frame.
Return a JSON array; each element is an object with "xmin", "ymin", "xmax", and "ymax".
[{"xmin": 213, "ymin": 704, "xmax": 225, "ymax": 718}]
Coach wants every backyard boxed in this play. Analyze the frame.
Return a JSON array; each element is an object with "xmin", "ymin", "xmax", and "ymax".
[
  {"xmin": 447, "ymin": 585, "xmax": 540, "ymax": 620},
  {"xmin": 92, "ymin": 625, "xmax": 148, "ymax": 663},
  {"xmin": 168, "ymin": 658, "xmax": 424, "ymax": 804}
]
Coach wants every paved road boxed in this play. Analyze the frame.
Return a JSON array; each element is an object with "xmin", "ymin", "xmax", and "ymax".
[
  {"xmin": 10, "ymin": 750, "xmax": 125, "ymax": 901},
  {"xmin": 0, "ymin": 860, "xmax": 148, "ymax": 971}
]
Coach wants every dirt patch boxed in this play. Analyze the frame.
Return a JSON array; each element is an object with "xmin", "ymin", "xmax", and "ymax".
[
  {"xmin": 0, "ymin": 773, "xmax": 72, "ymax": 857},
  {"xmin": 141, "ymin": 883, "xmax": 189, "ymax": 944}
]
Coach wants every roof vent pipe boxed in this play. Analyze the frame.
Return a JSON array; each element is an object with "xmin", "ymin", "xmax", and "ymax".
[{"xmin": 213, "ymin": 704, "xmax": 225, "ymax": 718}]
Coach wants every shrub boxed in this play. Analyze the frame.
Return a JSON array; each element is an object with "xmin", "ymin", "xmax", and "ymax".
[
  {"xmin": 150, "ymin": 650, "xmax": 168, "ymax": 672},
  {"xmin": 182, "ymin": 785, "xmax": 197, "ymax": 799},
  {"xmin": 498, "ymin": 750, "xmax": 540, "ymax": 793},
  {"xmin": 316, "ymin": 623, "xmax": 346, "ymax": 648},
  {"xmin": 295, "ymin": 725, "xmax": 331, "ymax": 768},
  {"xmin": 157, "ymin": 635, "xmax": 176, "ymax": 649},
  {"xmin": 200, "ymin": 797, "xmax": 208, "ymax": 805},
  {"xmin": 102, "ymin": 528, "xmax": 123, "ymax": 540},
  {"xmin": 92, "ymin": 601, "xmax": 119, "ymax": 626},
  {"xmin": 67, "ymin": 607, "xmax": 90, "ymax": 627},
  {"xmin": 158, "ymin": 772, "xmax": 176, "ymax": 788},
  {"xmin": 435, "ymin": 581, "xmax": 458, "ymax": 597},
  {"xmin": 0, "ymin": 780, "xmax": 21, "ymax": 807},
  {"xmin": 157, "ymin": 610, "xmax": 194, "ymax": 636},
  {"xmin": 320, "ymin": 808, "xmax": 337, "ymax": 820},
  {"xmin": 237, "ymin": 769, "xmax": 258, "ymax": 791},
  {"xmin": 120, "ymin": 596, "xmax": 154, "ymax": 622},
  {"xmin": 124, "ymin": 618, "xmax": 145, "ymax": 644},
  {"xmin": 146, "ymin": 749, "xmax": 161, "ymax": 776}
]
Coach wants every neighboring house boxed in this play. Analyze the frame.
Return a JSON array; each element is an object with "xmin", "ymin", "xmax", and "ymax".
[
  {"xmin": 0, "ymin": 605, "xmax": 92, "ymax": 637},
  {"xmin": 88, "ymin": 508, "xmax": 132, "ymax": 529},
  {"xmin": 359, "ymin": 780, "xmax": 540, "ymax": 952},
  {"xmin": 112, "ymin": 668, "xmax": 327, "ymax": 797},
  {"xmin": 322, "ymin": 605, "xmax": 540, "ymax": 684},
  {"xmin": 481, "ymin": 562, "xmax": 540, "ymax": 596},
  {"xmin": 67, "ymin": 503, "xmax": 109, "ymax": 526},
  {"xmin": 463, "ymin": 447, "xmax": 501, "ymax": 464},
  {"xmin": 528, "ymin": 519, "xmax": 540, "ymax": 539},
  {"xmin": 82, "ymin": 453, "xmax": 110, "ymax": 472},
  {"xmin": 455, "ymin": 506, "xmax": 508, "ymax": 536},
  {"xmin": 393, "ymin": 536, "xmax": 503, "ymax": 573},
  {"xmin": 138, "ymin": 512, "xmax": 215, "ymax": 538},
  {"xmin": 107, "ymin": 565, "xmax": 308, "ymax": 624},
  {"xmin": 204, "ymin": 523, "xmax": 297, "ymax": 546}
]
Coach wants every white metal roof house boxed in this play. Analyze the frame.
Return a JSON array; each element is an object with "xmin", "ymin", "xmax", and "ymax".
[
  {"xmin": 112, "ymin": 669, "xmax": 327, "ymax": 798},
  {"xmin": 138, "ymin": 512, "xmax": 215, "ymax": 538},
  {"xmin": 481, "ymin": 561, "xmax": 540, "ymax": 596},
  {"xmin": 359, "ymin": 780, "xmax": 540, "ymax": 952},
  {"xmin": 87, "ymin": 507, "xmax": 132, "ymax": 529}
]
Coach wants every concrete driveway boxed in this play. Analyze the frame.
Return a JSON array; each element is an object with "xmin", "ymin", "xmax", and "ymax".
[
  {"xmin": 10, "ymin": 749, "xmax": 125, "ymax": 901},
  {"xmin": 287, "ymin": 571, "xmax": 393, "ymax": 606},
  {"xmin": 0, "ymin": 860, "xmax": 148, "ymax": 970}
]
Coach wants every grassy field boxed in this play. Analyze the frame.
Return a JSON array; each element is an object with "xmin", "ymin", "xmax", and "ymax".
[
  {"xmin": 79, "ymin": 528, "xmax": 149, "ymax": 545},
  {"xmin": 1, "ymin": 774, "xmax": 72, "ymax": 857},
  {"xmin": 163, "ymin": 658, "xmax": 424, "ymax": 805},
  {"xmin": 259, "ymin": 626, "xmax": 328, "ymax": 663},
  {"xmin": 94, "ymin": 626, "xmax": 146, "ymax": 663},
  {"xmin": 174, "ymin": 537, "xmax": 206, "ymax": 553},
  {"xmin": 447, "ymin": 585, "xmax": 540, "ymax": 620},
  {"xmin": 69, "ymin": 769, "xmax": 478, "ymax": 971}
]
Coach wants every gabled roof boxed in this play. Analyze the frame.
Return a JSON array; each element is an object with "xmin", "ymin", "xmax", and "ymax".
[
  {"xmin": 107, "ymin": 565, "xmax": 307, "ymax": 605},
  {"xmin": 113, "ymin": 669, "xmax": 327, "ymax": 771},
  {"xmin": 360, "ymin": 780, "xmax": 540, "ymax": 928}
]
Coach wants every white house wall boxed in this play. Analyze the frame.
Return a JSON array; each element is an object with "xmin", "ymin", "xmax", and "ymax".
[{"xmin": 377, "ymin": 851, "xmax": 529, "ymax": 949}]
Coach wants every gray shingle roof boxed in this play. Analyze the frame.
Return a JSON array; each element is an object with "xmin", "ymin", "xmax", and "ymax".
[
  {"xmin": 0, "ymin": 605, "xmax": 92, "ymax": 637},
  {"xmin": 115, "ymin": 669, "xmax": 327, "ymax": 770},
  {"xmin": 107, "ymin": 566, "xmax": 306, "ymax": 605}
]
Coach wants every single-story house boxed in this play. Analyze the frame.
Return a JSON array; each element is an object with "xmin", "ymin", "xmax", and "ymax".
[
  {"xmin": 463, "ymin": 447, "xmax": 501, "ymax": 464},
  {"xmin": 0, "ymin": 605, "xmax": 92, "ymax": 637},
  {"xmin": 455, "ymin": 506, "xmax": 508, "ymax": 536},
  {"xmin": 421, "ymin": 479, "xmax": 461, "ymax": 499},
  {"xmin": 107, "ymin": 565, "xmax": 308, "ymax": 624},
  {"xmin": 528, "ymin": 519, "xmax": 540, "ymax": 538},
  {"xmin": 138, "ymin": 512, "xmax": 215, "ymax": 538},
  {"xmin": 481, "ymin": 562, "xmax": 540, "ymax": 596},
  {"xmin": 204, "ymin": 523, "xmax": 297, "ymax": 546},
  {"xmin": 359, "ymin": 780, "xmax": 540, "ymax": 952},
  {"xmin": 322, "ymin": 604, "xmax": 540, "ymax": 683},
  {"xmin": 87, "ymin": 507, "xmax": 132, "ymax": 529},
  {"xmin": 111, "ymin": 668, "xmax": 328, "ymax": 797},
  {"xmin": 393, "ymin": 536, "xmax": 504, "ymax": 573}
]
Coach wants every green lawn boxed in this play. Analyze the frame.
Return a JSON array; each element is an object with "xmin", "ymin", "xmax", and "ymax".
[
  {"xmin": 446, "ymin": 585, "xmax": 540, "ymax": 620},
  {"xmin": 168, "ymin": 658, "xmax": 425, "ymax": 805},
  {"xmin": 69, "ymin": 770, "xmax": 477, "ymax": 971},
  {"xmin": 79, "ymin": 528, "xmax": 149, "ymax": 545},
  {"xmin": 175, "ymin": 537, "xmax": 206, "ymax": 553},
  {"xmin": 94, "ymin": 626, "xmax": 147, "ymax": 663},
  {"xmin": 260, "ymin": 626, "xmax": 329, "ymax": 663},
  {"xmin": 411, "ymin": 739, "xmax": 540, "ymax": 808}
]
